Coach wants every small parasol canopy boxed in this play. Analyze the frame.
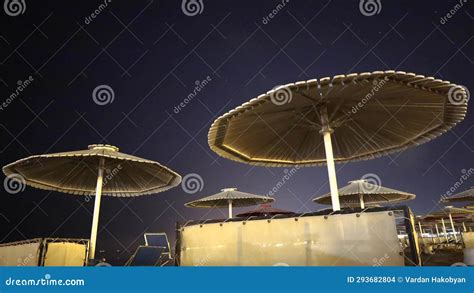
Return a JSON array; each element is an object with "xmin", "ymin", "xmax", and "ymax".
[
  {"xmin": 236, "ymin": 203, "xmax": 294, "ymax": 218},
  {"xmin": 208, "ymin": 71, "xmax": 468, "ymax": 211},
  {"xmin": 423, "ymin": 206, "xmax": 474, "ymax": 242},
  {"xmin": 2, "ymin": 144, "xmax": 182, "ymax": 260},
  {"xmin": 312, "ymin": 179, "xmax": 415, "ymax": 209},
  {"xmin": 442, "ymin": 187, "xmax": 474, "ymax": 203},
  {"xmin": 185, "ymin": 188, "xmax": 274, "ymax": 218}
]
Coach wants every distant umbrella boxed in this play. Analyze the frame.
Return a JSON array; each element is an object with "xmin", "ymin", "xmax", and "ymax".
[
  {"xmin": 236, "ymin": 203, "xmax": 294, "ymax": 218},
  {"xmin": 208, "ymin": 71, "xmax": 468, "ymax": 211},
  {"xmin": 185, "ymin": 188, "xmax": 274, "ymax": 218},
  {"xmin": 423, "ymin": 206, "xmax": 474, "ymax": 242},
  {"xmin": 465, "ymin": 204, "xmax": 474, "ymax": 209},
  {"xmin": 2, "ymin": 144, "xmax": 181, "ymax": 260},
  {"xmin": 425, "ymin": 206, "xmax": 474, "ymax": 219},
  {"xmin": 442, "ymin": 187, "xmax": 474, "ymax": 203},
  {"xmin": 312, "ymin": 179, "xmax": 415, "ymax": 209}
]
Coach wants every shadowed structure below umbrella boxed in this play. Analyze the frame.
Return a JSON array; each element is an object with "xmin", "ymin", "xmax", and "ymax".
[
  {"xmin": 2, "ymin": 144, "xmax": 181, "ymax": 260},
  {"xmin": 236, "ymin": 203, "xmax": 294, "ymax": 218},
  {"xmin": 423, "ymin": 206, "xmax": 474, "ymax": 242}
]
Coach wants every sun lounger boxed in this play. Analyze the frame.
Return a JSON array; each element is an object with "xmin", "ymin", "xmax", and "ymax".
[
  {"xmin": 142, "ymin": 233, "xmax": 172, "ymax": 266},
  {"xmin": 125, "ymin": 246, "xmax": 165, "ymax": 266}
]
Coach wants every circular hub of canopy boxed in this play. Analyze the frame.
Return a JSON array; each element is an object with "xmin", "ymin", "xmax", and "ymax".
[{"xmin": 208, "ymin": 71, "xmax": 468, "ymax": 166}]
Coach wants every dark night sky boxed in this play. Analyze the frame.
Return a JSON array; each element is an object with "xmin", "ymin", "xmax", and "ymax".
[{"xmin": 0, "ymin": 0, "xmax": 473, "ymax": 263}]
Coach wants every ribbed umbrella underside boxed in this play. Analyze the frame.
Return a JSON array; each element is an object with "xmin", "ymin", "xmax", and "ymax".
[
  {"xmin": 2, "ymin": 145, "xmax": 182, "ymax": 197},
  {"xmin": 442, "ymin": 187, "xmax": 474, "ymax": 203},
  {"xmin": 208, "ymin": 71, "xmax": 468, "ymax": 167}
]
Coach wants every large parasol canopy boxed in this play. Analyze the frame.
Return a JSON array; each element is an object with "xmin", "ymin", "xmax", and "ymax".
[
  {"xmin": 184, "ymin": 188, "xmax": 274, "ymax": 218},
  {"xmin": 312, "ymin": 179, "xmax": 415, "ymax": 209},
  {"xmin": 2, "ymin": 144, "xmax": 181, "ymax": 260},
  {"xmin": 208, "ymin": 71, "xmax": 468, "ymax": 211},
  {"xmin": 236, "ymin": 203, "xmax": 294, "ymax": 218},
  {"xmin": 442, "ymin": 187, "xmax": 474, "ymax": 203}
]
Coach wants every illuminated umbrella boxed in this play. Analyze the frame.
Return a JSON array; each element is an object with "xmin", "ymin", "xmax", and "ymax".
[
  {"xmin": 424, "ymin": 206, "xmax": 474, "ymax": 242},
  {"xmin": 185, "ymin": 188, "xmax": 274, "ymax": 218},
  {"xmin": 208, "ymin": 71, "xmax": 468, "ymax": 211},
  {"xmin": 236, "ymin": 203, "xmax": 294, "ymax": 217},
  {"xmin": 2, "ymin": 144, "xmax": 181, "ymax": 260},
  {"xmin": 312, "ymin": 179, "xmax": 415, "ymax": 209},
  {"xmin": 442, "ymin": 187, "xmax": 474, "ymax": 203}
]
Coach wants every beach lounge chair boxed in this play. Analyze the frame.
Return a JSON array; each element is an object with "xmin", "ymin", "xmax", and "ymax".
[
  {"xmin": 143, "ymin": 233, "xmax": 172, "ymax": 266},
  {"xmin": 125, "ymin": 246, "xmax": 165, "ymax": 266}
]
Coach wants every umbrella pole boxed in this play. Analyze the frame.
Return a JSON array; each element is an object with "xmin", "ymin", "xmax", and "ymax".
[
  {"xmin": 435, "ymin": 224, "xmax": 440, "ymax": 243},
  {"xmin": 359, "ymin": 194, "xmax": 365, "ymax": 209},
  {"xmin": 320, "ymin": 107, "xmax": 340, "ymax": 211},
  {"xmin": 90, "ymin": 158, "xmax": 105, "ymax": 260},
  {"xmin": 463, "ymin": 222, "xmax": 467, "ymax": 232},
  {"xmin": 441, "ymin": 218, "xmax": 448, "ymax": 242},
  {"xmin": 228, "ymin": 200, "xmax": 233, "ymax": 218},
  {"xmin": 448, "ymin": 213, "xmax": 458, "ymax": 242},
  {"xmin": 418, "ymin": 222, "xmax": 423, "ymax": 238}
]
